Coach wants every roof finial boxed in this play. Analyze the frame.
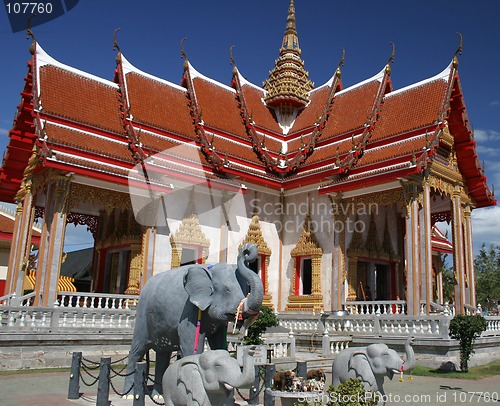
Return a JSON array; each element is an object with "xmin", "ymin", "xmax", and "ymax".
[
  {"xmin": 180, "ymin": 37, "xmax": 188, "ymax": 60},
  {"xmin": 180, "ymin": 37, "xmax": 188, "ymax": 69},
  {"xmin": 113, "ymin": 28, "xmax": 122, "ymax": 63},
  {"xmin": 336, "ymin": 48, "xmax": 345, "ymax": 77},
  {"xmin": 26, "ymin": 14, "xmax": 37, "ymax": 55},
  {"xmin": 453, "ymin": 32, "xmax": 463, "ymax": 68},
  {"xmin": 386, "ymin": 42, "xmax": 395, "ymax": 74},
  {"xmin": 229, "ymin": 45, "xmax": 236, "ymax": 66}
]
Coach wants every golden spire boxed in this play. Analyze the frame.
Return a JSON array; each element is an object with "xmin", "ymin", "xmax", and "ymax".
[{"xmin": 263, "ymin": 0, "xmax": 314, "ymax": 111}]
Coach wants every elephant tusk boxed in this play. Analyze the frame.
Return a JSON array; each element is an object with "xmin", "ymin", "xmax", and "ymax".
[{"xmin": 224, "ymin": 383, "xmax": 234, "ymax": 392}]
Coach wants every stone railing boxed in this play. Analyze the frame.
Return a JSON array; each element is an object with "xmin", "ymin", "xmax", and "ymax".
[
  {"xmin": 278, "ymin": 313, "xmax": 454, "ymax": 339},
  {"xmin": 57, "ymin": 292, "xmax": 139, "ymax": 309},
  {"xmin": 225, "ymin": 333, "xmax": 296, "ymax": 360},
  {"xmin": 483, "ymin": 316, "xmax": 500, "ymax": 337},
  {"xmin": 0, "ymin": 305, "xmax": 135, "ymax": 331},
  {"xmin": 342, "ymin": 300, "xmax": 407, "ymax": 315},
  {"xmin": 321, "ymin": 332, "xmax": 352, "ymax": 357},
  {"xmin": 0, "ymin": 292, "xmax": 36, "ymax": 306}
]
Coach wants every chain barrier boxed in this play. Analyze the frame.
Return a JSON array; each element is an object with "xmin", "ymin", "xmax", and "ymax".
[
  {"xmin": 234, "ymin": 366, "xmax": 267, "ymax": 402},
  {"xmin": 81, "ymin": 356, "xmax": 101, "ymax": 366},
  {"xmin": 109, "ymin": 374, "xmax": 134, "ymax": 398},
  {"xmin": 79, "ymin": 362, "xmax": 100, "ymax": 387},
  {"xmin": 110, "ymin": 363, "xmax": 131, "ymax": 378}
]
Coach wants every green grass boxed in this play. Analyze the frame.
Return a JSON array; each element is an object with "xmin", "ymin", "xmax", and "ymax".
[
  {"xmin": 410, "ymin": 360, "xmax": 500, "ymax": 380},
  {"xmin": 0, "ymin": 366, "xmax": 71, "ymax": 376}
]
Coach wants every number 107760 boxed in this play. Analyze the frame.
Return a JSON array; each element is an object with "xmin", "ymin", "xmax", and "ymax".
[{"xmin": 6, "ymin": 2, "xmax": 53, "ymax": 14}]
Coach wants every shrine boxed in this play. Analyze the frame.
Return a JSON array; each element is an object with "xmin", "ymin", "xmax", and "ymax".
[{"xmin": 0, "ymin": 0, "xmax": 495, "ymax": 315}]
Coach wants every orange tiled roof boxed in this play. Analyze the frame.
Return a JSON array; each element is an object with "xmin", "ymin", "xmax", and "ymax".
[
  {"xmin": 239, "ymin": 83, "xmax": 282, "ymax": 134},
  {"xmin": 370, "ymin": 79, "xmax": 448, "ymax": 142},
  {"xmin": 125, "ymin": 72, "xmax": 196, "ymax": 140},
  {"xmin": 192, "ymin": 77, "xmax": 247, "ymax": 138},
  {"xmin": 321, "ymin": 80, "xmax": 381, "ymax": 140},
  {"xmin": 291, "ymin": 85, "xmax": 332, "ymax": 133},
  {"xmin": 39, "ymin": 65, "xmax": 123, "ymax": 134}
]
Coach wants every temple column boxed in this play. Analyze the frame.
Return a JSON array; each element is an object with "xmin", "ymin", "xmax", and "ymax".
[
  {"xmin": 331, "ymin": 195, "xmax": 346, "ymax": 310},
  {"xmin": 463, "ymin": 204, "xmax": 475, "ymax": 308},
  {"xmin": 34, "ymin": 175, "xmax": 71, "ymax": 307},
  {"xmin": 141, "ymin": 226, "xmax": 155, "ymax": 287},
  {"xmin": 403, "ymin": 182, "xmax": 421, "ymax": 316},
  {"xmin": 419, "ymin": 179, "xmax": 433, "ymax": 314},
  {"xmin": 7, "ymin": 188, "xmax": 35, "ymax": 299},
  {"xmin": 451, "ymin": 186, "xmax": 466, "ymax": 314}
]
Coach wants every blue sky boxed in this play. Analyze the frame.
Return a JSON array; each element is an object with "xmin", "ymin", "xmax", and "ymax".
[{"xmin": 0, "ymin": 0, "xmax": 499, "ymax": 252}]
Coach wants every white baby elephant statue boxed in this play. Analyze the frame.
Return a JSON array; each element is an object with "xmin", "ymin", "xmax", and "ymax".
[
  {"xmin": 162, "ymin": 348, "xmax": 256, "ymax": 406},
  {"xmin": 332, "ymin": 337, "xmax": 415, "ymax": 397}
]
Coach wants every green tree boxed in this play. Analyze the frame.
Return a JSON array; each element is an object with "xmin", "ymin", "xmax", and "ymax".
[
  {"xmin": 243, "ymin": 306, "xmax": 278, "ymax": 345},
  {"xmin": 449, "ymin": 314, "xmax": 488, "ymax": 372},
  {"xmin": 475, "ymin": 243, "xmax": 500, "ymax": 311},
  {"xmin": 439, "ymin": 253, "xmax": 455, "ymax": 304}
]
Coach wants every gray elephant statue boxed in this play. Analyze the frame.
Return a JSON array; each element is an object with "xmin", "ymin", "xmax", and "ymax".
[
  {"xmin": 124, "ymin": 243, "xmax": 263, "ymax": 396},
  {"xmin": 163, "ymin": 348, "xmax": 256, "ymax": 406},
  {"xmin": 332, "ymin": 338, "xmax": 415, "ymax": 397}
]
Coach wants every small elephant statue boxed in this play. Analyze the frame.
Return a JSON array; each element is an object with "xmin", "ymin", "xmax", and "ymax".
[
  {"xmin": 162, "ymin": 349, "xmax": 256, "ymax": 406},
  {"xmin": 124, "ymin": 243, "xmax": 264, "ymax": 396},
  {"xmin": 332, "ymin": 338, "xmax": 415, "ymax": 397}
]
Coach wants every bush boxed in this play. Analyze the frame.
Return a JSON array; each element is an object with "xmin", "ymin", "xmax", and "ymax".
[
  {"xmin": 243, "ymin": 305, "xmax": 278, "ymax": 345},
  {"xmin": 449, "ymin": 314, "xmax": 488, "ymax": 372}
]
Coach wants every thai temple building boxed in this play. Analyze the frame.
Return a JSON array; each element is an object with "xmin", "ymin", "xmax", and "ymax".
[{"xmin": 0, "ymin": 0, "xmax": 495, "ymax": 315}]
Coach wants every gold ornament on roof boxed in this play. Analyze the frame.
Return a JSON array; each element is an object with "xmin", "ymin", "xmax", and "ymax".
[{"xmin": 263, "ymin": 0, "xmax": 314, "ymax": 109}]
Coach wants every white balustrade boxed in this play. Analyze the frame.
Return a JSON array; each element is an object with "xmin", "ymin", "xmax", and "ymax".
[{"xmin": 57, "ymin": 292, "xmax": 139, "ymax": 310}]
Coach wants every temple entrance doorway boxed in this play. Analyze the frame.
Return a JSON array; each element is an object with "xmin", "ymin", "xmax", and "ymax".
[{"xmin": 375, "ymin": 263, "xmax": 391, "ymax": 300}]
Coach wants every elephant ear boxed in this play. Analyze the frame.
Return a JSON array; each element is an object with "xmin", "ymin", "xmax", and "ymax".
[
  {"xmin": 348, "ymin": 351, "xmax": 376, "ymax": 388},
  {"xmin": 184, "ymin": 266, "xmax": 214, "ymax": 311},
  {"xmin": 178, "ymin": 360, "xmax": 209, "ymax": 406}
]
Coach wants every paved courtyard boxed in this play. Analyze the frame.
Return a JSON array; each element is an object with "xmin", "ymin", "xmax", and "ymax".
[{"xmin": 1, "ymin": 368, "xmax": 499, "ymax": 406}]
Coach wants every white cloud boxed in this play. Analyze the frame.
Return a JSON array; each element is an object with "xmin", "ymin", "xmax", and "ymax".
[
  {"xmin": 472, "ymin": 206, "xmax": 500, "ymax": 250},
  {"xmin": 474, "ymin": 128, "xmax": 500, "ymax": 143},
  {"xmin": 489, "ymin": 101, "xmax": 500, "ymax": 107},
  {"xmin": 0, "ymin": 128, "xmax": 8, "ymax": 136}
]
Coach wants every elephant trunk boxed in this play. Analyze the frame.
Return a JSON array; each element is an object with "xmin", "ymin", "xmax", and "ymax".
[
  {"xmin": 403, "ymin": 337, "xmax": 416, "ymax": 373},
  {"xmin": 226, "ymin": 349, "xmax": 256, "ymax": 389},
  {"xmin": 236, "ymin": 243, "xmax": 264, "ymax": 316}
]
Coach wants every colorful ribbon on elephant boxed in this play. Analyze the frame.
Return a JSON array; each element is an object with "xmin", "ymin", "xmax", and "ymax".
[
  {"xmin": 233, "ymin": 299, "xmax": 244, "ymax": 334},
  {"xmin": 193, "ymin": 308, "xmax": 202, "ymax": 354}
]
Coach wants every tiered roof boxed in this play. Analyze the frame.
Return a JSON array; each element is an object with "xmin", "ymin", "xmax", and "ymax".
[{"xmin": 0, "ymin": 1, "xmax": 495, "ymax": 209}]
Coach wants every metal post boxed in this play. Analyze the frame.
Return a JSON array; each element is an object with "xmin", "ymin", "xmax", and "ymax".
[
  {"xmin": 96, "ymin": 357, "xmax": 111, "ymax": 406},
  {"xmin": 248, "ymin": 365, "xmax": 260, "ymax": 405},
  {"xmin": 67, "ymin": 352, "xmax": 81, "ymax": 399},
  {"xmin": 296, "ymin": 361, "xmax": 307, "ymax": 379},
  {"xmin": 133, "ymin": 361, "xmax": 147, "ymax": 406},
  {"xmin": 264, "ymin": 364, "xmax": 275, "ymax": 406}
]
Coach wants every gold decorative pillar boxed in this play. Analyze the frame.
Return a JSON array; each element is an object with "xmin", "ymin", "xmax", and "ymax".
[
  {"xmin": 35, "ymin": 175, "xmax": 72, "ymax": 306},
  {"xmin": 420, "ymin": 179, "xmax": 433, "ymax": 314},
  {"xmin": 463, "ymin": 204, "xmax": 475, "ymax": 308},
  {"xmin": 402, "ymin": 181, "xmax": 421, "ymax": 316},
  {"xmin": 125, "ymin": 243, "xmax": 142, "ymax": 295},
  {"xmin": 330, "ymin": 194, "xmax": 346, "ymax": 310},
  {"xmin": 451, "ymin": 186, "xmax": 466, "ymax": 314}
]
